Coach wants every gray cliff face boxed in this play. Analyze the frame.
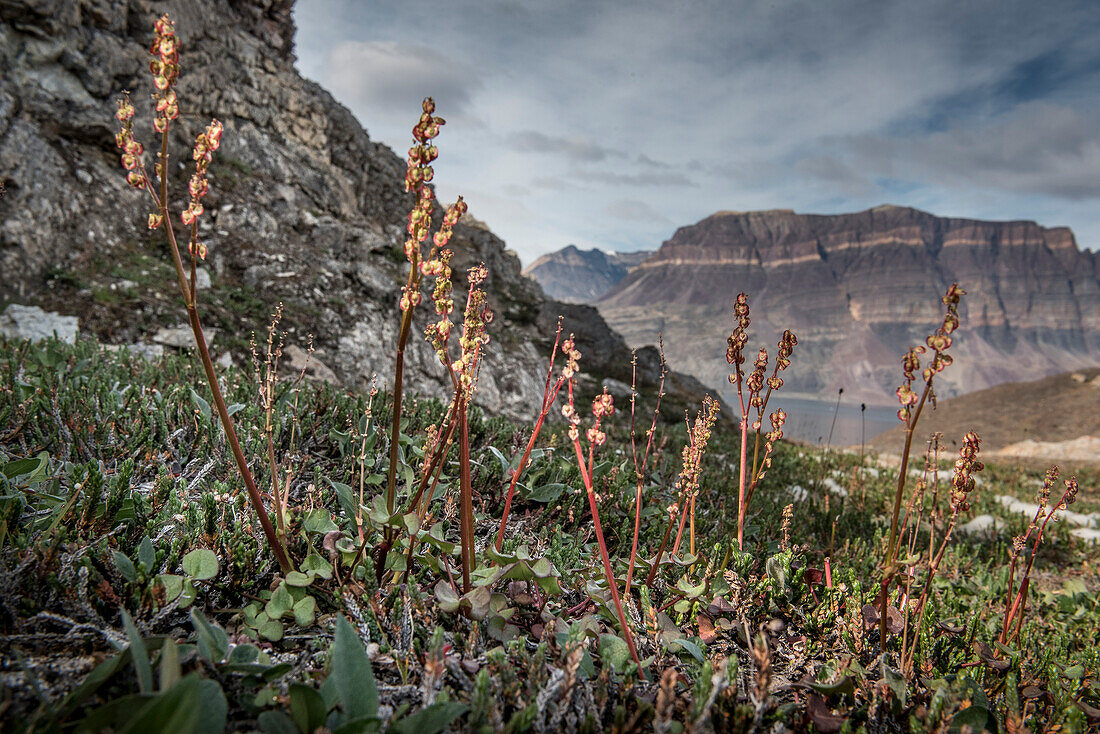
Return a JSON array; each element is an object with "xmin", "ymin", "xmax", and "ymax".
[
  {"xmin": 0, "ymin": 0, "xmax": 578, "ymax": 418},
  {"xmin": 524, "ymin": 245, "xmax": 652, "ymax": 303},
  {"xmin": 595, "ymin": 205, "xmax": 1100, "ymax": 405}
]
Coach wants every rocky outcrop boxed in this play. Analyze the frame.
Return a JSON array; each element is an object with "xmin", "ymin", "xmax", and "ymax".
[
  {"xmin": 524, "ymin": 245, "xmax": 652, "ymax": 302},
  {"xmin": 597, "ymin": 205, "xmax": 1100, "ymax": 405},
  {"xmin": 0, "ymin": 0, "xmax": 695, "ymax": 420}
]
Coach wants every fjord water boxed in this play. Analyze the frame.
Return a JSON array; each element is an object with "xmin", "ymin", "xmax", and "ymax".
[{"xmin": 721, "ymin": 393, "xmax": 899, "ymax": 447}]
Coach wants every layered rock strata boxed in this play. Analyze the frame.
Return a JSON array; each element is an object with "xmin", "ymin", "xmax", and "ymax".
[{"xmin": 597, "ymin": 206, "xmax": 1100, "ymax": 404}]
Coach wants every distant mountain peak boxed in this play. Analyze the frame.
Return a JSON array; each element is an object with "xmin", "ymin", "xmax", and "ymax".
[{"xmin": 525, "ymin": 246, "xmax": 654, "ymax": 303}]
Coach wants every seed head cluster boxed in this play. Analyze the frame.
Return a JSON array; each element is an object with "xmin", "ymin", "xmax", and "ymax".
[
  {"xmin": 896, "ymin": 283, "xmax": 965, "ymax": 422},
  {"xmin": 401, "ymin": 97, "xmax": 450, "ymax": 313},
  {"xmin": 674, "ymin": 395, "xmax": 720, "ymax": 508},
  {"xmin": 949, "ymin": 430, "xmax": 983, "ymax": 512}
]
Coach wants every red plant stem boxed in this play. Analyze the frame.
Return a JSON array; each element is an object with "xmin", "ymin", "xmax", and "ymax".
[
  {"xmin": 495, "ymin": 325, "xmax": 564, "ymax": 552},
  {"xmin": 736, "ymin": 411, "xmax": 749, "ymax": 550},
  {"xmin": 645, "ymin": 505, "xmax": 680, "ymax": 587},
  {"xmin": 881, "ymin": 376, "xmax": 933, "ymax": 643},
  {"xmin": 1000, "ymin": 505, "xmax": 1044, "ymax": 642},
  {"xmin": 1010, "ymin": 578, "xmax": 1029, "ymax": 644},
  {"xmin": 495, "ymin": 409, "xmax": 549, "ymax": 551},
  {"xmin": 385, "ymin": 301, "xmax": 417, "ymax": 515},
  {"xmin": 571, "ymin": 435, "xmax": 645, "ymax": 680},
  {"xmin": 404, "ymin": 400, "xmax": 460, "ymax": 515},
  {"xmin": 145, "ymin": 135, "xmax": 291, "ymax": 574},
  {"xmin": 457, "ymin": 400, "xmax": 475, "ymax": 593},
  {"xmin": 903, "ymin": 517, "xmax": 956, "ymax": 674},
  {"xmin": 626, "ymin": 355, "xmax": 644, "ymax": 598},
  {"xmin": 672, "ymin": 492, "xmax": 691, "ymax": 557},
  {"xmin": 1002, "ymin": 491, "xmax": 1069, "ymax": 643}
]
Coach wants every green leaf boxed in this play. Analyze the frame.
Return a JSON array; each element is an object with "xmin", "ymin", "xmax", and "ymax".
[
  {"xmin": 228, "ymin": 644, "xmax": 261, "ymax": 665},
  {"xmin": 112, "ymin": 550, "xmax": 138, "ymax": 583},
  {"xmin": 303, "ymin": 508, "xmax": 339, "ymax": 534},
  {"xmin": 137, "ymin": 537, "xmax": 156, "ymax": 572},
  {"xmin": 266, "ymin": 583, "xmax": 293, "ymax": 619},
  {"xmin": 670, "ymin": 637, "xmax": 705, "ymax": 662},
  {"xmin": 179, "ymin": 579, "xmax": 198, "ymax": 608},
  {"xmin": 388, "ymin": 702, "xmax": 468, "ymax": 734},
  {"xmin": 301, "ymin": 554, "xmax": 334, "ymax": 580},
  {"xmin": 290, "ymin": 683, "xmax": 327, "ymax": 734},
  {"xmin": 120, "ymin": 674, "xmax": 227, "ymax": 734},
  {"xmin": 159, "ymin": 638, "xmax": 180, "ymax": 692},
  {"xmin": 434, "ymin": 580, "xmax": 461, "ymax": 613},
  {"xmin": 598, "ymin": 634, "xmax": 632, "ymax": 672},
  {"xmin": 181, "ymin": 548, "xmax": 218, "ymax": 581},
  {"xmin": 259, "ymin": 619, "xmax": 284, "ymax": 641},
  {"xmin": 810, "ymin": 676, "xmax": 855, "ymax": 697},
  {"xmin": 330, "ymin": 479, "xmax": 357, "ymax": 527},
  {"xmin": 190, "ymin": 609, "xmax": 229, "ymax": 663},
  {"xmin": 121, "ymin": 609, "xmax": 153, "ymax": 695},
  {"xmin": 332, "ymin": 717, "xmax": 383, "ymax": 734},
  {"xmin": 159, "ymin": 572, "xmax": 182, "ymax": 603},
  {"xmin": 948, "ymin": 705, "xmax": 998, "ymax": 734},
  {"xmin": 2, "ymin": 452, "xmax": 49, "ymax": 481},
  {"xmin": 257, "ymin": 711, "xmax": 299, "ymax": 734},
  {"xmin": 293, "ymin": 596, "xmax": 317, "ymax": 627},
  {"xmin": 675, "ymin": 577, "xmax": 706, "ymax": 599},
  {"xmin": 765, "ymin": 555, "xmax": 788, "ymax": 593},
  {"xmin": 190, "ymin": 388, "xmax": 212, "ymax": 422},
  {"xmin": 285, "ymin": 571, "xmax": 314, "ymax": 588},
  {"xmin": 332, "ymin": 615, "xmax": 379, "ymax": 720},
  {"xmin": 521, "ymin": 482, "xmax": 565, "ymax": 503}
]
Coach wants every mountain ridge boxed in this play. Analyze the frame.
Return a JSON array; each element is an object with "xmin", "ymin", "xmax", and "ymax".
[{"xmin": 527, "ymin": 205, "xmax": 1100, "ymax": 406}]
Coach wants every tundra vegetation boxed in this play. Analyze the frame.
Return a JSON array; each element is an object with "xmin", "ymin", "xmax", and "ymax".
[{"xmin": 1, "ymin": 15, "xmax": 1098, "ymax": 734}]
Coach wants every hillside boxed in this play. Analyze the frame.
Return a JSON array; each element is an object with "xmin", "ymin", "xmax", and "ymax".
[
  {"xmin": 523, "ymin": 245, "xmax": 652, "ymax": 302},
  {"xmin": 0, "ymin": 0, "xmax": 709, "ymax": 419},
  {"xmin": 869, "ymin": 367, "xmax": 1100, "ymax": 465},
  {"xmin": 596, "ymin": 205, "xmax": 1100, "ymax": 405}
]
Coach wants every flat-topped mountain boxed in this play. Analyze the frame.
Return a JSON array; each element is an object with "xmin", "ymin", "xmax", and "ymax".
[
  {"xmin": 524, "ymin": 245, "xmax": 652, "ymax": 302},
  {"xmin": 593, "ymin": 205, "xmax": 1100, "ymax": 405}
]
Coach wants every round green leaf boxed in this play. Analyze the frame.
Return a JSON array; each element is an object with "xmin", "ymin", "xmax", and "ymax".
[{"xmin": 181, "ymin": 548, "xmax": 219, "ymax": 581}]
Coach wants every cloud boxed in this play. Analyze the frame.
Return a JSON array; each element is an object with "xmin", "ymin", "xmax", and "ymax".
[
  {"xmin": 507, "ymin": 130, "xmax": 620, "ymax": 162},
  {"xmin": 846, "ymin": 103, "xmax": 1100, "ymax": 199},
  {"xmin": 795, "ymin": 156, "xmax": 876, "ymax": 197},
  {"xmin": 603, "ymin": 199, "xmax": 672, "ymax": 224},
  {"xmin": 321, "ymin": 41, "xmax": 481, "ymax": 120},
  {"xmin": 575, "ymin": 169, "xmax": 698, "ymax": 187},
  {"xmin": 294, "ymin": 0, "xmax": 1100, "ymax": 260}
]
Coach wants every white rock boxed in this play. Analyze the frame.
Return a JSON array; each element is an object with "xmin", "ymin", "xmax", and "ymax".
[
  {"xmin": 787, "ymin": 484, "xmax": 808, "ymax": 501},
  {"xmin": 0, "ymin": 304, "xmax": 79, "ymax": 343},
  {"xmin": 1070, "ymin": 528, "xmax": 1100, "ymax": 544},
  {"xmin": 153, "ymin": 325, "xmax": 216, "ymax": 349},
  {"xmin": 283, "ymin": 344, "xmax": 336, "ymax": 383},
  {"xmin": 195, "ymin": 268, "xmax": 211, "ymax": 290},
  {"xmin": 128, "ymin": 342, "xmax": 165, "ymax": 360},
  {"xmin": 958, "ymin": 514, "xmax": 1004, "ymax": 535}
]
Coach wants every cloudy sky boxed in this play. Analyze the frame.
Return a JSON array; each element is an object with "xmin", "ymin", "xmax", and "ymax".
[{"xmin": 293, "ymin": 0, "xmax": 1100, "ymax": 263}]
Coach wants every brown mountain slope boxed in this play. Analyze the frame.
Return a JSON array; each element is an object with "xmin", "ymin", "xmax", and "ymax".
[
  {"xmin": 597, "ymin": 206, "xmax": 1100, "ymax": 406},
  {"xmin": 868, "ymin": 368, "xmax": 1100, "ymax": 463}
]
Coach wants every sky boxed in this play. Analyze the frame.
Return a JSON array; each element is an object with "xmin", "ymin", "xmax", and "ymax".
[{"xmin": 293, "ymin": 0, "xmax": 1100, "ymax": 264}]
